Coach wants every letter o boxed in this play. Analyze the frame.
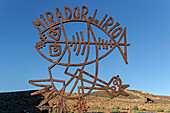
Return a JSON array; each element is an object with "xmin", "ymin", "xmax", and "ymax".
[
  {"xmin": 73, "ymin": 7, "xmax": 80, "ymax": 19},
  {"xmin": 111, "ymin": 27, "xmax": 123, "ymax": 38}
]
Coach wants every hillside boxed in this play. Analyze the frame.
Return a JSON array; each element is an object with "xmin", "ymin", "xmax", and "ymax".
[
  {"xmin": 0, "ymin": 89, "xmax": 170, "ymax": 113},
  {"xmin": 44, "ymin": 89, "xmax": 170, "ymax": 112}
]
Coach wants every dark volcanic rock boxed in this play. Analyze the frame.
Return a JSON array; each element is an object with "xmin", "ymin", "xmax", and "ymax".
[{"xmin": 0, "ymin": 90, "xmax": 42, "ymax": 113}]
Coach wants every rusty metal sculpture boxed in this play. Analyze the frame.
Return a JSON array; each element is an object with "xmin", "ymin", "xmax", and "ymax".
[{"xmin": 29, "ymin": 6, "xmax": 130, "ymax": 113}]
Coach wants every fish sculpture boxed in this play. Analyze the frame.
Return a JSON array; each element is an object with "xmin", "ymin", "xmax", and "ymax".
[{"xmin": 29, "ymin": 6, "xmax": 130, "ymax": 113}]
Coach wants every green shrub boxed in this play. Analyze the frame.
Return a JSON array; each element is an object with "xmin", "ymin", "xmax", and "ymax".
[
  {"xmin": 132, "ymin": 106, "xmax": 138, "ymax": 110},
  {"xmin": 122, "ymin": 108, "xmax": 126, "ymax": 110},
  {"xmin": 148, "ymin": 100, "xmax": 157, "ymax": 104},
  {"xmin": 156, "ymin": 108, "xmax": 164, "ymax": 112},
  {"xmin": 126, "ymin": 108, "xmax": 129, "ymax": 110},
  {"xmin": 134, "ymin": 111, "xmax": 143, "ymax": 113},
  {"xmin": 107, "ymin": 95, "xmax": 111, "ymax": 98},
  {"xmin": 112, "ymin": 107, "xmax": 114, "ymax": 109},
  {"xmin": 92, "ymin": 106, "xmax": 100, "ymax": 109},
  {"xmin": 67, "ymin": 111, "xmax": 74, "ymax": 113},
  {"xmin": 167, "ymin": 108, "xmax": 170, "ymax": 112},
  {"xmin": 115, "ymin": 106, "xmax": 120, "ymax": 109},
  {"xmin": 102, "ymin": 107, "xmax": 105, "ymax": 109},
  {"xmin": 141, "ymin": 108, "xmax": 146, "ymax": 111},
  {"xmin": 112, "ymin": 110, "xmax": 120, "ymax": 113},
  {"xmin": 148, "ymin": 100, "xmax": 153, "ymax": 103}
]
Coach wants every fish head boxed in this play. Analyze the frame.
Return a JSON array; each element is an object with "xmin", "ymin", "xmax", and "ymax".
[{"xmin": 35, "ymin": 26, "xmax": 63, "ymax": 63}]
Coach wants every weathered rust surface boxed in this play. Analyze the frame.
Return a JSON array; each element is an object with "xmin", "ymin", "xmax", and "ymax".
[{"xmin": 29, "ymin": 6, "xmax": 130, "ymax": 113}]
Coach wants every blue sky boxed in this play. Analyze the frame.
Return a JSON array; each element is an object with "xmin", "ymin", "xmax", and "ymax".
[{"xmin": 0, "ymin": 0, "xmax": 170, "ymax": 96}]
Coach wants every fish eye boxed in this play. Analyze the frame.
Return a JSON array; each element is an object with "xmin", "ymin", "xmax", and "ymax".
[
  {"xmin": 49, "ymin": 43, "xmax": 61, "ymax": 56},
  {"xmin": 47, "ymin": 27, "xmax": 61, "ymax": 41},
  {"xmin": 53, "ymin": 46, "xmax": 58, "ymax": 52},
  {"xmin": 52, "ymin": 30, "xmax": 58, "ymax": 36}
]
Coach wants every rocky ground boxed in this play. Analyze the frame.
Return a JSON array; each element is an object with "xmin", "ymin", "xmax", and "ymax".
[
  {"xmin": 0, "ymin": 90, "xmax": 42, "ymax": 113},
  {"xmin": 88, "ymin": 90, "xmax": 170, "ymax": 112},
  {"xmin": 46, "ymin": 89, "xmax": 170, "ymax": 113},
  {"xmin": 0, "ymin": 89, "xmax": 170, "ymax": 113}
]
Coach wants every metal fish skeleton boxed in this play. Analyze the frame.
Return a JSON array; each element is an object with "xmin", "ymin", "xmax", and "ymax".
[{"xmin": 29, "ymin": 6, "xmax": 130, "ymax": 113}]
